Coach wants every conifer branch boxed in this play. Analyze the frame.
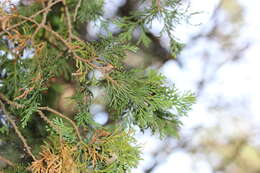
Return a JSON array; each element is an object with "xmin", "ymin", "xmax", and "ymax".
[{"xmin": 0, "ymin": 1, "xmax": 195, "ymax": 171}]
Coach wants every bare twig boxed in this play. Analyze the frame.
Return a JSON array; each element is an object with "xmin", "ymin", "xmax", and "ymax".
[
  {"xmin": 0, "ymin": 0, "xmax": 62, "ymax": 36},
  {"xmin": 38, "ymin": 106, "xmax": 83, "ymax": 143},
  {"xmin": 0, "ymin": 100, "xmax": 36, "ymax": 161},
  {"xmin": 73, "ymin": 0, "xmax": 82, "ymax": 22},
  {"xmin": 0, "ymin": 92, "xmax": 82, "ymax": 143},
  {"xmin": 156, "ymin": 0, "xmax": 162, "ymax": 11},
  {"xmin": 0, "ymin": 92, "xmax": 24, "ymax": 108},
  {"xmin": 62, "ymin": 0, "xmax": 73, "ymax": 42},
  {"xmin": 14, "ymin": 87, "xmax": 34, "ymax": 100},
  {"xmin": 0, "ymin": 155, "xmax": 15, "ymax": 167},
  {"xmin": 37, "ymin": 110, "xmax": 61, "ymax": 133},
  {"xmin": 32, "ymin": 0, "xmax": 53, "ymax": 40},
  {"xmin": 8, "ymin": 11, "xmax": 113, "ymax": 76},
  {"xmin": 15, "ymin": 15, "xmax": 93, "ymax": 63}
]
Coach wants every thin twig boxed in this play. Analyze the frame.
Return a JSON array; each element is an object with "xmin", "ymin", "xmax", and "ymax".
[
  {"xmin": 0, "ymin": 100, "xmax": 36, "ymax": 161},
  {"xmin": 38, "ymin": 106, "xmax": 83, "ymax": 143},
  {"xmin": 14, "ymin": 87, "xmax": 34, "ymax": 100},
  {"xmin": 1, "ymin": 0, "xmax": 109, "ymax": 76},
  {"xmin": 0, "ymin": 155, "xmax": 15, "ymax": 167},
  {"xmin": 156, "ymin": 0, "xmax": 162, "ymax": 11},
  {"xmin": 62, "ymin": 0, "xmax": 73, "ymax": 42},
  {"xmin": 73, "ymin": 0, "xmax": 82, "ymax": 22},
  {"xmin": 0, "ymin": 92, "xmax": 82, "ymax": 143},
  {"xmin": 37, "ymin": 110, "xmax": 61, "ymax": 133},
  {"xmin": 32, "ymin": 0, "xmax": 53, "ymax": 40},
  {"xmin": 71, "ymin": 33, "xmax": 84, "ymax": 43},
  {"xmin": 105, "ymin": 75, "xmax": 119, "ymax": 86},
  {"xmin": 0, "ymin": 92, "xmax": 24, "ymax": 108},
  {"xmin": 15, "ymin": 15, "xmax": 89, "ymax": 61},
  {"xmin": 0, "ymin": 0, "xmax": 62, "ymax": 36},
  {"xmin": 11, "ymin": 14, "xmax": 107, "ymax": 73}
]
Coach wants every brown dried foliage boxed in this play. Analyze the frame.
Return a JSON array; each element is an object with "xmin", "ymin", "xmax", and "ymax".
[{"xmin": 29, "ymin": 142, "xmax": 78, "ymax": 173}]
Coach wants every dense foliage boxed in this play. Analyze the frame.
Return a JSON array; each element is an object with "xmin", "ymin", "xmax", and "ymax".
[{"xmin": 0, "ymin": 0, "xmax": 195, "ymax": 172}]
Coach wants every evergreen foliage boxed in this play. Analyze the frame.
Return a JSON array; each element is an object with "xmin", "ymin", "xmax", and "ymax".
[{"xmin": 0, "ymin": 0, "xmax": 195, "ymax": 172}]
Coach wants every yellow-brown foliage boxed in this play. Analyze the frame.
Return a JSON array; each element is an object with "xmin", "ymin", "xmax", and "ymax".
[{"xmin": 29, "ymin": 142, "xmax": 78, "ymax": 173}]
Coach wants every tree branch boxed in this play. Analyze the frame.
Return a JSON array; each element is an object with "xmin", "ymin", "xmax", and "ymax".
[
  {"xmin": 0, "ymin": 155, "xmax": 15, "ymax": 167},
  {"xmin": 0, "ymin": 100, "xmax": 36, "ymax": 161}
]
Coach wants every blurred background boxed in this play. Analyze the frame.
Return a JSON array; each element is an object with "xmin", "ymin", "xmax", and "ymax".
[
  {"xmin": 1, "ymin": 0, "xmax": 260, "ymax": 172},
  {"xmin": 130, "ymin": 0, "xmax": 260, "ymax": 172}
]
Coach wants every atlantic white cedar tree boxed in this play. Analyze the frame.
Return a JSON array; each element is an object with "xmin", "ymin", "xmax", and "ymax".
[{"xmin": 0, "ymin": 0, "xmax": 195, "ymax": 172}]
